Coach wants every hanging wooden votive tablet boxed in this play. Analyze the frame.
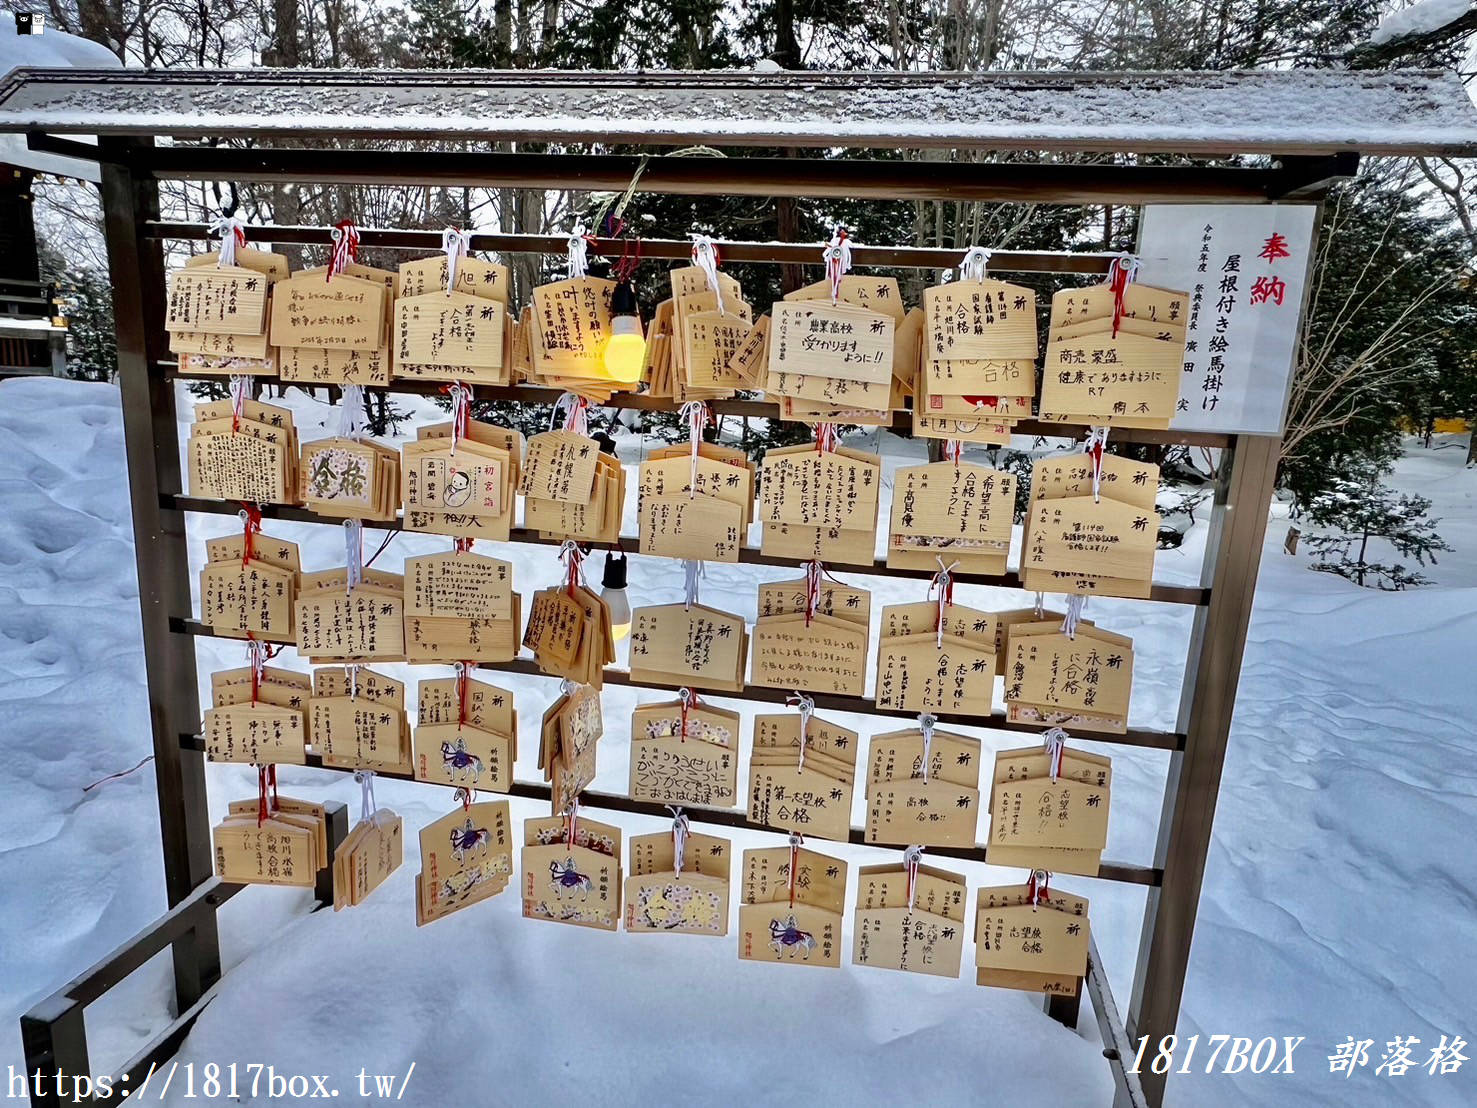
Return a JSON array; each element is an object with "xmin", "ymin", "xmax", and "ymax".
[
  {"xmin": 186, "ymin": 394, "xmax": 299, "ymax": 505},
  {"xmin": 628, "ymin": 693, "xmax": 740, "ymax": 810},
  {"xmin": 215, "ymin": 792, "xmax": 327, "ymax": 888},
  {"xmin": 520, "ymin": 422, "xmax": 623, "ymax": 544},
  {"xmin": 299, "ymin": 434, "xmax": 400, "ymax": 522},
  {"xmin": 309, "ymin": 666, "xmax": 412, "ymax": 775},
  {"xmin": 853, "ymin": 853, "xmax": 968, "ymax": 978},
  {"xmin": 411, "ymin": 669, "xmax": 517, "ymax": 792},
  {"xmin": 671, "ymin": 260, "xmax": 746, "ymax": 399},
  {"xmin": 523, "ymin": 550, "xmax": 615, "ymax": 687},
  {"xmin": 864, "ymin": 722, "xmax": 981, "ymax": 848},
  {"xmin": 1021, "ymin": 446, "xmax": 1160, "ymax": 598},
  {"xmin": 738, "ymin": 842, "xmax": 847, "ymax": 968},
  {"xmin": 295, "ymin": 565, "xmax": 406, "ymax": 663},
  {"xmin": 677, "ymin": 274, "xmax": 753, "ymax": 392},
  {"xmin": 747, "ymin": 705, "xmax": 858, "ymax": 842},
  {"xmin": 636, "ymin": 432, "xmax": 754, "ymax": 563},
  {"xmin": 203, "ymin": 674, "xmax": 308, "ymax": 766},
  {"xmin": 917, "ymin": 253, "xmax": 1039, "ymax": 444},
  {"xmin": 280, "ymin": 253, "xmax": 397, "ymax": 386},
  {"xmin": 625, "ymin": 818, "xmax": 731, "ymax": 936},
  {"xmin": 528, "ymin": 274, "xmax": 620, "ymax": 401},
  {"xmin": 332, "ymin": 788, "xmax": 403, "ymax": 911},
  {"xmin": 1003, "ymin": 619, "xmax": 1134, "ymax": 734},
  {"xmin": 887, "ymin": 459, "xmax": 1015, "ymax": 575},
  {"xmin": 522, "ymin": 813, "xmax": 624, "ymax": 931},
  {"xmin": 750, "ymin": 568, "xmax": 870, "ymax": 697},
  {"xmin": 416, "ymin": 797, "xmax": 513, "ymax": 925},
  {"xmin": 172, "ymin": 238, "xmax": 286, "ymax": 375},
  {"xmin": 988, "ymin": 731, "xmax": 1111, "ymax": 876},
  {"xmin": 199, "ymin": 527, "xmax": 299, "ymax": 643},
  {"xmin": 1040, "ymin": 267, "xmax": 1188, "ymax": 427},
  {"xmin": 392, "ymin": 244, "xmax": 509, "ymax": 385},
  {"xmin": 756, "ymin": 439, "xmax": 881, "ymax": 567},
  {"xmin": 775, "ymin": 272, "xmax": 915, "ymax": 427},
  {"xmin": 766, "ymin": 299, "xmax": 896, "ymax": 418},
  {"xmin": 975, "ymin": 874, "xmax": 1090, "ymax": 996},
  {"xmin": 167, "ymin": 252, "xmax": 276, "ymax": 372},
  {"xmin": 269, "ymin": 265, "xmax": 389, "ymax": 359},
  {"xmin": 627, "ymin": 601, "xmax": 748, "ymax": 693},
  {"xmin": 402, "ymin": 416, "xmax": 522, "ymax": 543},
  {"xmin": 403, "ymin": 550, "xmax": 519, "ymax": 664},
  {"xmin": 539, "ymin": 682, "xmax": 603, "ymax": 816},
  {"xmin": 873, "ymin": 593, "xmax": 997, "ymax": 716}
]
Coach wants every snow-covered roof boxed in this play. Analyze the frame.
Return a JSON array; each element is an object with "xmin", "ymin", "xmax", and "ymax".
[
  {"xmin": 0, "ymin": 27, "xmax": 119, "ymax": 181},
  {"xmin": 0, "ymin": 67, "xmax": 1474, "ymax": 156}
]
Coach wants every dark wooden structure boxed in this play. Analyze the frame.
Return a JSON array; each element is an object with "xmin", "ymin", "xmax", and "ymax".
[{"xmin": 3, "ymin": 66, "xmax": 1475, "ymax": 1108}]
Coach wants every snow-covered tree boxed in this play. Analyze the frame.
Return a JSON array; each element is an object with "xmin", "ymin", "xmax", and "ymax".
[{"xmin": 1303, "ymin": 463, "xmax": 1451, "ymax": 589}]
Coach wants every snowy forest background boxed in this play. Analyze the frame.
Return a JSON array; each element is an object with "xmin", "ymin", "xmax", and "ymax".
[{"xmin": 25, "ymin": 0, "xmax": 1477, "ymax": 586}]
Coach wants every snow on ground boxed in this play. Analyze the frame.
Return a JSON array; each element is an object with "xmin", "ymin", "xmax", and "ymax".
[{"xmin": 1, "ymin": 375, "xmax": 1474, "ymax": 1106}]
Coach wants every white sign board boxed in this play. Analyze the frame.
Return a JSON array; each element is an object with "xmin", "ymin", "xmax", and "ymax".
[{"xmin": 1138, "ymin": 204, "xmax": 1317, "ymax": 435}]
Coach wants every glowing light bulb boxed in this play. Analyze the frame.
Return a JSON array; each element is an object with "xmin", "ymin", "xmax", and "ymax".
[{"xmin": 602, "ymin": 278, "xmax": 645, "ymax": 383}]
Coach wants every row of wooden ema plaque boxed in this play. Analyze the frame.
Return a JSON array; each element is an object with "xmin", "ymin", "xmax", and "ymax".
[{"xmin": 185, "ymin": 223, "xmax": 1182, "ymax": 990}]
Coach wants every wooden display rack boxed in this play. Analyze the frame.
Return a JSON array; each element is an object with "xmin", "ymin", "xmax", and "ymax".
[{"xmin": 5, "ymin": 66, "xmax": 1475, "ymax": 1108}]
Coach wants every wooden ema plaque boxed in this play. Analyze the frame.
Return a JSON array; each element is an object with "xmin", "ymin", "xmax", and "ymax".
[
  {"xmin": 522, "ymin": 815, "xmax": 623, "ymax": 931},
  {"xmin": 404, "ymin": 420, "xmax": 522, "ymax": 542},
  {"xmin": 768, "ymin": 301, "xmax": 895, "ymax": 384},
  {"xmin": 268, "ymin": 272, "xmax": 387, "ymax": 350},
  {"xmin": 624, "ymin": 829, "xmax": 731, "ymax": 936},
  {"xmin": 165, "ymin": 265, "xmax": 269, "ymax": 336},
  {"xmin": 333, "ymin": 810, "xmax": 404, "ymax": 910},
  {"xmin": 404, "ymin": 551, "xmax": 518, "ymax": 664},
  {"xmin": 975, "ymin": 882, "xmax": 1090, "ymax": 995},
  {"xmin": 187, "ymin": 402, "xmax": 298, "ymax": 505},
  {"xmin": 888, "ymin": 461, "xmax": 1014, "ymax": 576},
  {"xmin": 203, "ymin": 702, "xmax": 306, "ymax": 765},
  {"xmin": 394, "ymin": 291, "xmax": 507, "ymax": 383},
  {"xmin": 988, "ymin": 745, "xmax": 1112, "ymax": 876},
  {"xmin": 853, "ymin": 862, "xmax": 968, "ymax": 978},
  {"xmin": 523, "ymin": 583, "xmax": 615, "ymax": 687},
  {"xmin": 296, "ymin": 581, "xmax": 405, "ymax": 662},
  {"xmin": 1022, "ymin": 450, "xmax": 1160, "ymax": 598},
  {"xmin": 310, "ymin": 666, "xmax": 411, "ymax": 774},
  {"xmin": 874, "ymin": 601, "xmax": 996, "ymax": 716},
  {"xmin": 738, "ymin": 844, "xmax": 847, "ymax": 968},
  {"xmin": 529, "ymin": 276, "xmax": 616, "ymax": 379},
  {"xmin": 748, "ymin": 712, "xmax": 858, "ymax": 842},
  {"xmin": 417, "ymin": 800, "xmax": 513, "ymax": 925},
  {"xmin": 1004, "ymin": 621, "xmax": 1134, "ymax": 734},
  {"xmin": 628, "ymin": 603, "xmax": 748, "ymax": 693},
  {"xmin": 1040, "ymin": 283, "xmax": 1188, "ymax": 426},
  {"xmin": 199, "ymin": 556, "xmax": 296, "ymax": 643},
  {"xmin": 214, "ymin": 806, "xmax": 320, "ymax": 888},
  {"xmin": 923, "ymin": 277, "xmax": 1038, "ymax": 360},
  {"xmin": 629, "ymin": 698, "xmax": 739, "ymax": 810},
  {"xmin": 864, "ymin": 726, "xmax": 981, "ymax": 848}
]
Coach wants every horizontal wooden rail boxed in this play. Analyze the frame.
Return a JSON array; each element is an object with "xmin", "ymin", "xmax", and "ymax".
[
  {"xmin": 103, "ymin": 145, "xmax": 1312, "ymax": 205},
  {"xmin": 169, "ymin": 495, "xmax": 1211, "ymax": 608},
  {"xmin": 173, "ymin": 616, "xmax": 1184, "ymax": 751},
  {"xmin": 163, "ymin": 363, "xmax": 1235, "ymax": 450},
  {"xmin": 175, "ymin": 734, "xmax": 1159, "ymax": 887},
  {"xmin": 147, "ymin": 220, "xmax": 1124, "ymax": 275}
]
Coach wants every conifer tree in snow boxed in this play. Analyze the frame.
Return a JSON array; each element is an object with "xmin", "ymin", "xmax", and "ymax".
[{"xmin": 1303, "ymin": 463, "xmax": 1450, "ymax": 590}]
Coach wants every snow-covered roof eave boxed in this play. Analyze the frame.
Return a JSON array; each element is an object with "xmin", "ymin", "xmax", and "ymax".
[{"xmin": 0, "ymin": 66, "xmax": 1475, "ymax": 157}]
